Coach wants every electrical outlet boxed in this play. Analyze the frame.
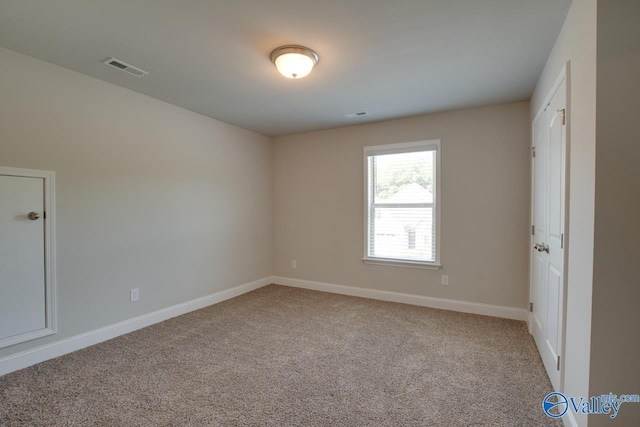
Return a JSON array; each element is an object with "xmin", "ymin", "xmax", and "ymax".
[
  {"xmin": 441, "ymin": 275, "xmax": 449, "ymax": 286},
  {"xmin": 130, "ymin": 288, "xmax": 139, "ymax": 302},
  {"xmin": 291, "ymin": 259, "xmax": 297, "ymax": 269}
]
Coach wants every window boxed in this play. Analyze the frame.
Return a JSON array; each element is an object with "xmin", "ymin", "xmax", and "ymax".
[
  {"xmin": 407, "ymin": 227, "xmax": 416, "ymax": 249},
  {"xmin": 363, "ymin": 140, "xmax": 441, "ymax": 269}
]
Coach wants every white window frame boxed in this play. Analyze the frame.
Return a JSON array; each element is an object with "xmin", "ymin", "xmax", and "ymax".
[{"xmin": 362, "ymin": 140, "xmax": 442, "ymax": 270}]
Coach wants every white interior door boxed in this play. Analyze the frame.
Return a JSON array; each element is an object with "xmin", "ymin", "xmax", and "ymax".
[
  {"xmin": 0, "ymin": 168, "xmax": 56, "ymax": 348},
  {"xmin": 530, "ymin": 74, "xmax": 567, "ymax": 391}
]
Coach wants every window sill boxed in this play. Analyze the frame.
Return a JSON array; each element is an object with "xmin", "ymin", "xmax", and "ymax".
[{"xmin": 362, "ymin": 257, "xmax": 442, "ymax": 270}]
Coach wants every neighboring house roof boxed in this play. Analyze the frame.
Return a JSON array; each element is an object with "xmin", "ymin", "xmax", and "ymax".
[{"xmin": 379, "ymin": 183, "xmax": 433, "ymax": 203}]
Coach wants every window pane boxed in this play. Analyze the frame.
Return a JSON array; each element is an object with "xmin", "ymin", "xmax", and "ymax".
[
  {"xmin": 373, "ymin": 151, "xmax": 434, "ymax": 204},
  {"xmin": 366, "ymin": 142, "xmax": 439, "ymax": 264},
  {"xmin": 369, "ymin": 206, "xmax": 435, "ymax": 262}
]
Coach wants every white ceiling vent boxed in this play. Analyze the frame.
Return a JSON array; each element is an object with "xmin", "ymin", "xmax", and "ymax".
[
  {"xmin": 344, "ymin": 111, "xmax": 369, "ymax": 118},
  {"xmin": 102, "ymin": 57, "xmax": 148, "ymax": 78}
]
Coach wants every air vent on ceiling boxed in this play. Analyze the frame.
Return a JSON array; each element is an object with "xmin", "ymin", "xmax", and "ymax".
[
  {"xmin": 102, "ymin": 57, "xmax": 148, "ymax": 78},
  {"xmin": 344, "ymin": 111, "xmax": 369, "ymax": 118}
]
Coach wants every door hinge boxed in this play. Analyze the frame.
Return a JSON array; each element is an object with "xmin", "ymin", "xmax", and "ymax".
[
  {"xmin": 529, "ymin": 302, "xmax": 533, "ymax": 312},
  {"xmin": 530, "ymin": 146, "xmax": 536, "ymax": 158},
  {"xmin": 561, "ymin": 233, "xmax": 564, "ymax": 249},
  {"xmin": 559, "ymin": 108, "xmax": 566, "ymax": 125},
  {"xmin": 43, "ymin": 211, "xmax": 46, "ymax": 220},
  {"xmin": 557, "ymin": 355, "xmax": 561, "ymax": 371},
  {"xmin": 531, "ymin": 225, "xmax": 535, "ymax": 235}
]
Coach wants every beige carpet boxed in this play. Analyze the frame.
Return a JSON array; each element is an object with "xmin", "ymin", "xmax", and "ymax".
[{"xmin": 0, "ymin": 285, "xmax": 561, "ymax": 426}]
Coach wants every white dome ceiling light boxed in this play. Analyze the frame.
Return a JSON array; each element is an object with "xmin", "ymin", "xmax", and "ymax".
[{"xmin": 270, "ymin": 45, "xmax": 319, "ymax": 79}]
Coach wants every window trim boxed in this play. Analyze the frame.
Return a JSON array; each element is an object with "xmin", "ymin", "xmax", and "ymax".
[{"xmin": 362, "ymin": 139, "xmax": 442, "ymax": 269}]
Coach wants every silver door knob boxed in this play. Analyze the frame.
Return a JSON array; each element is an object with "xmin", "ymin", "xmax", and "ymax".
[
  {"xmin": 534, "ymin": 242, "xmax": 549, "ymax": 253},
  {"xmin": 28, "ymin": 211, "xmax": 40, "ymax": 220}
]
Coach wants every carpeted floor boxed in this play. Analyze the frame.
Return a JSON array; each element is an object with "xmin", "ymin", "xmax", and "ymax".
[{"xmin": 0, "ymin": 285, "xmax": 561, "ymax": 426}]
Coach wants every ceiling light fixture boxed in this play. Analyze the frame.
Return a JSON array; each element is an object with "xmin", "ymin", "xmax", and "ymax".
[{"xmin": 270, "ymin": 45, "xmax": 319, "ymax": 79}]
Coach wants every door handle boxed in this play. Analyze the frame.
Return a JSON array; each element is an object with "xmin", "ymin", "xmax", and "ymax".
[
  {"xmin": 534, "ymin": 242, "xmax": 550, "ymax": 254},
  {"xmin": 28, "ymin": 211, "xmax": 41, "ymax": 221}
]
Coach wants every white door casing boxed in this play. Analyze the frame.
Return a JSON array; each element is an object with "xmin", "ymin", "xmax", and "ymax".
[
  {"xmin": 0, "ymin": 167, "xmax": 56, "ymax": 348},
  {"xmin": 529, "ymin": 66, "xmax": 568, "ymax": 391}
]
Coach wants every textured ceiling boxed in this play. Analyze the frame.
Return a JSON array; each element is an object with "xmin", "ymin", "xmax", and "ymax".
[{"xmin": 0, "ymin": 0, "xmax": 571, "ymax": 136}]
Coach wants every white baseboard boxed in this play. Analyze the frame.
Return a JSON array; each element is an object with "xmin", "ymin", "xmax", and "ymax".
[
  {"xmin": 0, "ymin": 276, "xmax": 272, "ymax": 377},
  {"xmin": 1, "ymin": 276, "xmax": 528, "ymax": 377},
  {"xmin": 272, "ymin": 276, "xmax": 528, "ymax": 321}
]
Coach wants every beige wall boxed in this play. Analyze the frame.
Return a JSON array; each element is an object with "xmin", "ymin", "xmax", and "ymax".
[
  {"xmin": 530, "ymin": 1, "xmax": 597, "ymax": 426},
  {"xmin": 273, "ymin": 102, "xmax": 530, "ymax": 309},
  {"xmin": 589, "ymin": 1, "xmax": 640, "ymax": 425},
  {"xmin": 0, "ymin": 47, "xmax": 273, "ymax": 359}
]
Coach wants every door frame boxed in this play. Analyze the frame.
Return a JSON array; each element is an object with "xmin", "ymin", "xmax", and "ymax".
[
  {"xmin": 0, "ymin": 166, "xmax": 57, "ymax": 348},
  {"xmin": 528, "ymin": 62, "xmax": 571, "ymax": 391}
]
